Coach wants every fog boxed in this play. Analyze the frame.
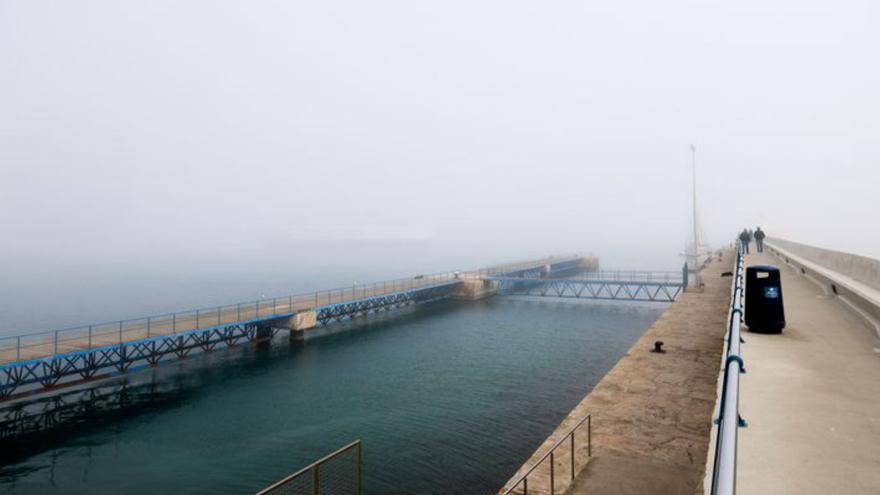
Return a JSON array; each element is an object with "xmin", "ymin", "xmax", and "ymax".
[{"xmin": 2, "ymin": 0, "xmax": 878, "ymax": 303}]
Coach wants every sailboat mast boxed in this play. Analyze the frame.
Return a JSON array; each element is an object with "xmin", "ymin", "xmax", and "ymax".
[{"xmin": 691, "ymin": 145, "xmax": 698, "ymax": 269}]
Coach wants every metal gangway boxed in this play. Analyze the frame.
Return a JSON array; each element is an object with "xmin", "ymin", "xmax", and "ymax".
[
  {"xmin": 486, "ymin": 268, "xmax": 688, "ymax": 303},
  {"xmin": 0, "ymin": 256, "xmax": 582, "ymax": 401}
]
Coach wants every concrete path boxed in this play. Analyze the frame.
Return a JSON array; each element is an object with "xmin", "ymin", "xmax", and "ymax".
[{"xmin": 738, "ymin": 251, "xmax": 880, "ymax": 494}]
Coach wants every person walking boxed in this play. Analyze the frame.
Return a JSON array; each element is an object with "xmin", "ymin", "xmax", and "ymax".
[
  {"xmin": 754, "ymin": 227, "xmax": 766, "ymax": 253},
  {"xmin": 739, "ymin": 229, "xmax": 751, "ymax": 254}
]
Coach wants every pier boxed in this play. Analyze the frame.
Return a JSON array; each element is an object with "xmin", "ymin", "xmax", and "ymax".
[
  {"xmin": 500, "ymin": 250, "xmax": 730, "ymax": 495},
  {"xmin": 3, "ymin": 236, "xmax": 878, "ymax": 494},
  {"xmin": 501, "ymin": 238, "xmax": 880, "ymax": 495},
  {"xmin": 733, "ymin": 242, "xmax": 880, "ymax": 494}
]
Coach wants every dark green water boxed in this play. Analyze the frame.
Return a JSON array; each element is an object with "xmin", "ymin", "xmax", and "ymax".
[{"xmin": 0, "ymin": 298, "xmax": 663, "ymax": 494}]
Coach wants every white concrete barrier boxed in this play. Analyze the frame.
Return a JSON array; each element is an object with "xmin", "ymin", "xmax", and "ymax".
[
  {"xmin": 767, "ymin": 237, "xmax": 880, "ymax": 291},
  {"xmin": 766, "ymin": 238, "xmax": 880, "ymax": 338}
]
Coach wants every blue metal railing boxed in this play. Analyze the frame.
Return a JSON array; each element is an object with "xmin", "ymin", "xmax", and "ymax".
[{"xmin": 710, "ymin": 245, "xmax": 747, "ymax": 495}]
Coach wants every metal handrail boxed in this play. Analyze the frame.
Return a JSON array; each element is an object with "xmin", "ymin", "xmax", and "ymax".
[
  {"xmin": 255, "ymin": 440, "xmax": 362, "ymax": 495},
  {"xmin": 500, "ymin": 413, "xmax": 591, "ymax": 495},
  {"xmin": 710, "ymin": 245, "xmax": 747, "ymax": 495}
]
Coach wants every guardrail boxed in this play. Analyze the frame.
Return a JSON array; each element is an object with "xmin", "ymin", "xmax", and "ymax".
[
  {"xmin": 500, "ymin": 413, "xmax": 591, "ymax": 495},
  {"xmin": 0, "ymin": 256, "xmax": 582, "ymax": 365},
  {"xmin": 255, "ymin": 440, "xmax": 362, "ymax": 495},
  {"xmin": 710, "ymin": 246, "xmax": 746, "ymax": 495}
]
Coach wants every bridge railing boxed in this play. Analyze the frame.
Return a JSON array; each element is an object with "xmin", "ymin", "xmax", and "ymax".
[
  {"xmin": 709, "ymin": 246, "xmax": 746, "ymax": 495},
  {"xmin": 0, "ymin": 271, "xmax": 461, "ymax": 365},
  {"xmin": 0, "ymin": 256, "xmax": 582, "ymax": 365},
  {"xmin": 569, "ymin": 270, "xmax": 683, "ymax": 283}
]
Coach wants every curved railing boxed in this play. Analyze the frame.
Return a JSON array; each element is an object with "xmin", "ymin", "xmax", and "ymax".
[{"xmin": 710, "ymin": 246, "xmax": 746, "ymax": 495}]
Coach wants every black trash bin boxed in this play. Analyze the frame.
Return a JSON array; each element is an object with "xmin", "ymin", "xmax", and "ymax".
[{"xmin": 745, "ymin": 265, "xmax": 786, "ymax": 333}]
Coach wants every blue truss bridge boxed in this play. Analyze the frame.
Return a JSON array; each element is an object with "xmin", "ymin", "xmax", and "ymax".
[
  {"xmin": 0, "ymin": 256, "xmax": 685, "ymax": 402},
  {"xmin": 486, "ymin": 269, "xmax": 687, "ymax": 302}
]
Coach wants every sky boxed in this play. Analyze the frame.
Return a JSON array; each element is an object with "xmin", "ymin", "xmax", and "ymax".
[{"xmin": 1, "ymin": 0, "xmax": 878, "ymax": 279}]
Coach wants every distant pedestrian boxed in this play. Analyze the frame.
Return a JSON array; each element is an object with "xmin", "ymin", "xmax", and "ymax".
[
  {"xmin": 739, "ymin": 229, "xmax": 751, "ymax": 254},
  {"xmin": 754, "ymin": 227, "xmax": 766, "ymax": 253}
]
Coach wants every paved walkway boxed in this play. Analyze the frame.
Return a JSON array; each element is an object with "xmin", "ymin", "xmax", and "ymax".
[{"xmin": 738, "ymin": 251, "xmax": 880, "ymax": 494}]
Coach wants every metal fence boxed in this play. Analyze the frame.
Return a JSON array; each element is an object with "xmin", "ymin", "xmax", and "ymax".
[
  {"xmin": 0, "ymin": 256, "xmax": 582, "ymax": 366},
  {"xmin": 710, "ymin": 246, "xmax": 746, "ymax": 495},
  {"xmin": 255, "ymin": 440, "xmax": 362, "ymax": 495},
  {"xmin": 500, "ymin": 414, "xmax": 591, "ymax": 495}
]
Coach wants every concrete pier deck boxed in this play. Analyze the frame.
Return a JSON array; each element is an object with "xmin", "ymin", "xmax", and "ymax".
[
  {"xmin": 500, "ymin": 251, "xmax": 732, "ymax": 495},
  {"xmin": 737, "ymin": 250, "xmax": 880, "ymax": 494}
]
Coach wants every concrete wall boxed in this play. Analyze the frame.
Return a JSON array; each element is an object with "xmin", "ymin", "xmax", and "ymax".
[
  {"xmin": 766, "ymin": 237, "xmax": 880, "ymax": 336},
  {"xmin": 767, "ymin": 237, "xmax": 880, "ymax": 292}
]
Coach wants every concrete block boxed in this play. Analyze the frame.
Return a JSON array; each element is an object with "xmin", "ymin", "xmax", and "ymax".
[
  {"xmin": 453, "ymin": 278, "xmax": 498, "ymax": 300},
  {"xmin": 292, "ymin": 311, "xmax": 318, "ymax": 331}
]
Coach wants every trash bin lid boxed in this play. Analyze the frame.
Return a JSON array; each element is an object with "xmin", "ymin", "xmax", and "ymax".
[{"xmin": 749, "ymin": 264, "xmax": 779, "ymax": 271}]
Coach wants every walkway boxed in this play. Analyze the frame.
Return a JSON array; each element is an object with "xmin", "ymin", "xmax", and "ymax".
[{"xmin": 737, "ymin": 250, "xmax": 880, "ymax": 494}]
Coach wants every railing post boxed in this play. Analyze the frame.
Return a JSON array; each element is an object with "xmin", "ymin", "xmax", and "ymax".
[
  {"xmin": 54, "ymin": 330, "xmax": 58, "ymax": 354},
  {"xmin": 217, "ymin": 306, "xmax": 221, "ymax": 325},
  {"xmin": 311, "ymin": 464, "xmax": 319, "ymax": 495},
  {"xmin": 570, "ymin": 432, "xmax": 575, "ymax": 480},
  {"xmin": 196, "ymin": 310, "xmax": 200, "ymax": 329},
  {"xmin": 356, "ymin": 441, "xmax": 363, "ymax": 495},
  {"xmin": 237, "ymin": 303, "xmax": 241, "ymax": 321},
  {"xmin": 88, "ymin": 326, "xmax": 92, "ymax": 350},
  {"xmin": 16, "ymin": 336, "xmax": 21, "ymax": 362},
  {"xmin": 550, "ymin": 451, "xmax": 555, "ymax": 494},
  {"xmin": 173, "ymin": 314, "xmax": 177, "ymax": 334},
  {"xmin": 147, "ymin": 317, "xmax": 151, "ymax": 337},
  {"xmin": 119, "ymin": 321, "xmax": 123, "ymax": 344},
  {"xmin": 588, "ymin": 415, "xmax": 592, "ymax": 457}
]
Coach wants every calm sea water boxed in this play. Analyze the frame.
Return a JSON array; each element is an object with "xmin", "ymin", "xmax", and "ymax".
[{"xmin": 0, "ymin": 297, "xmax": 664, "ymax": 494}]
